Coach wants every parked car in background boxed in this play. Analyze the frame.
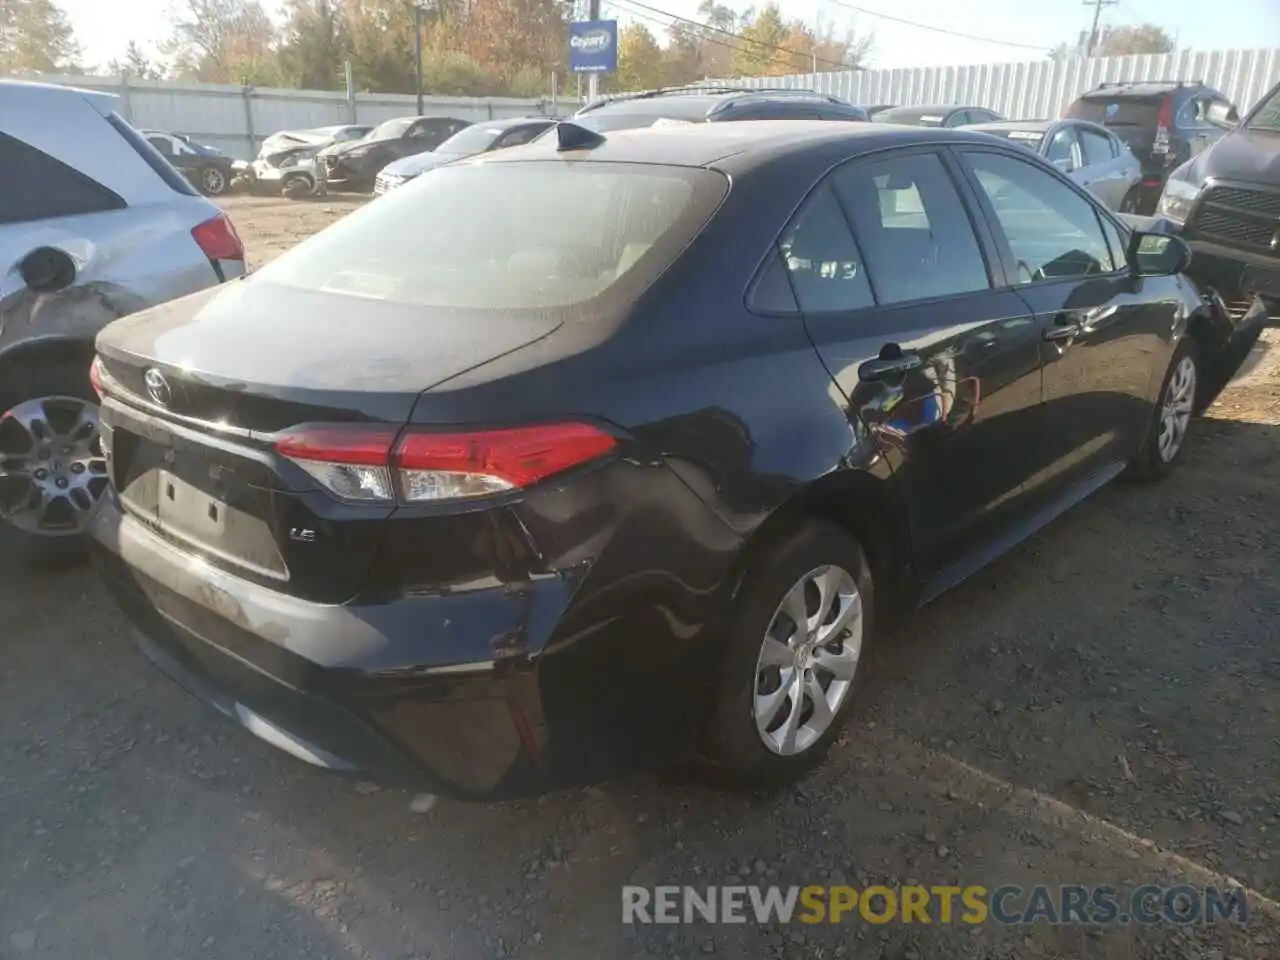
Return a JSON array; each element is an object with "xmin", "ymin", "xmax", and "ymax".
[
  {"xmin": 88, "ymin": 119, "xmax": 1255, "ymax": 799},
  {"xmin": 1063, "ymin": 80, "xmax": 1236, "ymax": 214},
  {"xmin": 872, "ymin": 104, "xmax": 1003, "ymax": 127},
  {"xmin": 141, "ymin": 129, "xmax": 237, "ymax": 196},
  {"xmin": 247, "ymin": 124, "xmax": 374, "ymax": 198},
  {"xmin": 1156, "ymin": 78, "xmax": 1280, "ymax": 312},
  {"xmin": 0, "ymin": 80, "xmax": 244, "ymax": 559},
  {"xmin": 374, "ymin": 116, "xmax": 557, "ymax": 194},
  {"xmin": 962, "ymin": 119, "xmax": 1142, "ymax": 211},
  {"xmin": 316, "ymin": 115, "xmax": 471, "ymax": 192},
  {"xmin": 549, "ymin": 86, "xmax": 870, "ymax": 135}
]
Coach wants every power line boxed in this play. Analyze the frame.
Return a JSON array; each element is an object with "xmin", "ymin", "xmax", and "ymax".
[
  {"xmin": 822, "ymin": 0, "xmax": 1051, "ymax": 53},
  {"xmin": 610, "ymin": 0, "xmax": 859, "ymax": 70},
  {"xmin": 607, "ymin": 1, "xmax": 748, "ymax": 61}
]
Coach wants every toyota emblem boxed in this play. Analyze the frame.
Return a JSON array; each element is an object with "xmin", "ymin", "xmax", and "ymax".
[{"xmin": 144, "ymin": 367, "xmax": 173, "ymax": 407}]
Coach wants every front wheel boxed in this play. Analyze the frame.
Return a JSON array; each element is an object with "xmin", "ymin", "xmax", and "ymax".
[
  {"xmin": 700, "ymin": 520, "xmax": 873, "ymax": 789},
  {"xmin": 1130, "ymin": 338, "xmax": 1199, "ymax": 481},
  {"xmin": 0, "ymin": 357, "xmax": 107, "ymax": 561}
]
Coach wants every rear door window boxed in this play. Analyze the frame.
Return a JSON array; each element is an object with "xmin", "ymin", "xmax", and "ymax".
[
  {"xmin": 0, "ymin": 131, "xmax": 127, "ymax": 225},
  {"xmin": 833, "ymin": 151, "xmax": 991, "ymax": 305},
  {"xmin": 1078, "ymin": 127, "xmax": 1117, "ymax": 166},
  {"xmin": 775, "ymin": 183, "xmax": 874, "ymax": 314}
]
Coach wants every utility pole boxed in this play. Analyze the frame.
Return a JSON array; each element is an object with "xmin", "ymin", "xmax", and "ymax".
[
  {"xmin": 587, "ymin": 0, "xmax": 601, "ymax": 104},
  {"xmin": 414, "ymin": 2, "xmax": 425, "ymax": 114},
  {"xmin": 1082, "ymin": 0, "xmax": 1118, "ymax": 57}
]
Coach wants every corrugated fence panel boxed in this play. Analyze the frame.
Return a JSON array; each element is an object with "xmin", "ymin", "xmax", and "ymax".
[
  {"xmin": 3, "ymin": 73, "xmax": 563, "ymax": 159},
  {"xmin": 704, "ymin": 46, "xmax": 1280, "ymax": 118}
]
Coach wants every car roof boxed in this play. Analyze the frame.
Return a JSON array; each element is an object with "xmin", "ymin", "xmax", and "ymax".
[
  {"xmin": 877, "ymin": 104, "xmax": 968, "ymax": 118},
  {"xmin": 1081, "ymin": 80, "xmax": 1206, "ymax": 98},
  {"xmin": 578, "ymin": 86, "xmax": 852, "ymax": 117},
  {"xmin": 471, "ymin": 115, "xmax": 556, "ymax": 129},
  {"xmin": 484, "ymin": 119, "xmax": 1005, "ymax": 172},
  {"xmin": 0, "ymin": 78, "xmax": 117, "ymax": 116}
]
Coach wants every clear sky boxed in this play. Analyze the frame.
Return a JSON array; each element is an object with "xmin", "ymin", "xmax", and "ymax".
[{"xmin": 60, "ymin": 0, "xmax": 1280, "ymax": 73}]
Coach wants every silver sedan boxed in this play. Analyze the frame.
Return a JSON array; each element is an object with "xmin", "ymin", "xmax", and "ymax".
[{"xmin": 962, "ymin": 119, "xmax": 1143, "ymax": 212}]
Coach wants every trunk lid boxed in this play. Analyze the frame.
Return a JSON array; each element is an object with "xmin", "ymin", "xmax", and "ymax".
[
  {"xmin": 1067, "ymin": 93, "xmax": 1167, "ymax": 165},
  {"xmin": 95, "ymin": 279, "xmax": 562, "ymax": 601}
]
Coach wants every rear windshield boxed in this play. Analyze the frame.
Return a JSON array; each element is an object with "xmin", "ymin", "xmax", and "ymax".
[
  {"xmin": 106, "ymin": 113, "xmax": 200, "ymax": 196},
  {"xmin": 368, "ymin": 118, "xmax": 416, "ymax": 141},
  {"xmin": 254, "ymin": 161, "xmax": 728, "ymax": 313},
  {"xmin": 1067, "ymin": 94, "xmax": 1166, "ymax": 127},
  {"xmin": 1246, "ymin": 84, "xmax": 1280, "ymax": 131},
  {"xmin": 978, "ymin": 129, "xmax": 1045, "ymax": 149},
  {"xmin": 875, "ymin": 107, "xmax": 947, "ymax": 126}
]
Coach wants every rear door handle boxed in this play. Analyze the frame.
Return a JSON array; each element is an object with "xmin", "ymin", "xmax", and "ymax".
[{"xmin": 859, "ymin": 352, "xmax": 923, "ymax": 381}]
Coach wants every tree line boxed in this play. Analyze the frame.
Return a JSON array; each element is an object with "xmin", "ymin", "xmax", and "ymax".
[{"xmin": 2, "ymin": 0, "xmax": 1178, "ymax": 99}]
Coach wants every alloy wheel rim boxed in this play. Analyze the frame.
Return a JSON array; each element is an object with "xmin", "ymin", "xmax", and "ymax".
[
  {"xmin": 1157, "ymin": 355, "xmax": 1197, "ymax": 463},
  {"xmin": 0, "ymin": 396, "xmax": 107, "ymax": 536},
  {"xmin": 753, "ymin": 564, "xmax": 864, "ymax": 756},
  {"xmin": 204, "ymin": 168, "xmax": 226, "ymax": 193}
]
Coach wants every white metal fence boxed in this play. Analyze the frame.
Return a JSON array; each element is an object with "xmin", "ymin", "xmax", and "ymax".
[
  {"xmin": 4, "ymin": 73, "xmax": 568, "ymax": 160},
  {"xmin": 707, "ymin": 47, "xmax": 1280, "ymax": 119}
]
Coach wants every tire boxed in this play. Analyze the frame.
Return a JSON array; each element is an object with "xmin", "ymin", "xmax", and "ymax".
[
  {"xmin": 0, "ymin": 355, "xmax": 105, "ymax": 565},
  {"xmin": 700, "ymin": 520, "xmax": 874, "ymax": 790},
  {"xmin": 1129, "ymin": 337, "xmax": 1200, "ymax": 482},
  {"xmin": 282, "ymin": 174, "xmax": 314, "ymax": 200},
  {"xmin": 1120, "ymin": 189, "xmax": 1141, "ymax": 214},
  {"xmin": 200, "ymin": 166, "xmax": 228, "ymax": 196}
]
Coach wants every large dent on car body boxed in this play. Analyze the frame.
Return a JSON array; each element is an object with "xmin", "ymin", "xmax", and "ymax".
[
  {"xmin": 0, "ymin": 280, "xmax": 146, "ymax": 354},
  {"xmin": 0, "ymin": 231, "xmax": 150, "ymax": 357}
]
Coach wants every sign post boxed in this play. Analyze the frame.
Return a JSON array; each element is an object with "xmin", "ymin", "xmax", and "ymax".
[{"xmin": 569, "ymin": 19, "xmax": 618, "ymax": 104}]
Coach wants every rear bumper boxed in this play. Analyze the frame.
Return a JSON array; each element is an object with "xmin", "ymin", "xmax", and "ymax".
[
  {"xmin": 89, "ymin": 462, "xmax": 742, "ymax": 797},
  {"xmin": 91, "ymin": 494, "xmax": 588, "ymax": 798}
]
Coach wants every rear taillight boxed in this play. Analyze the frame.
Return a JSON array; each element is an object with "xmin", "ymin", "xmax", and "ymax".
[
  {"xmin": 89, "ymin": 356, "xmax": 105, "ymax": 400},
  {"xmin": 1154, "ymin": 95, "xmax": 1174, "ymax": 155},
  {"xmin": 191, "ymin": 213, "xmax": 245, "ymax": 261},
  {"xmin": 275, "ymin": 422, "xmax": 617, "ymax": 503}
]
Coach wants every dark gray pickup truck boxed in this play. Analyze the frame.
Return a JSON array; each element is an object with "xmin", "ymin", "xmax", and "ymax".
[{"xmin": 1155, "ymin": 79, "xmax": 1280, "ymax": 314}]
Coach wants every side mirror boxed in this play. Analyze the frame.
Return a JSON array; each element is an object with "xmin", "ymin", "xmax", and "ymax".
[
  {"xmin": 1128, "ymin": 231, "xmax": 1192, "ymax": 278},
  {"xmin": 1205, "ymin": 101, "xmax": 1240, "ymax": 129}
]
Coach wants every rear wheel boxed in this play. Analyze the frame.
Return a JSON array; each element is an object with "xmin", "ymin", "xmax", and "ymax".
[
  {"xmin": 1120, "ymin": 188, "xmax": 1141, "ymax": 214},
  {"xmin": 0, "ymin": 357, "xmax": 106, "ymax": 562},
  {"xmin": 700, "ymin": 521, "xmax": 873, "ymax": 789},
  {"xmin": 200, "ymin": 166, "xmax": 228, "ymax": 196}
]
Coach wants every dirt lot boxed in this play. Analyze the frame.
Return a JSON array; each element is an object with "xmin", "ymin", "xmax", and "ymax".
[{"xmin": 2, "ymin": 195, "xmax": 1279, "ymax": 960}]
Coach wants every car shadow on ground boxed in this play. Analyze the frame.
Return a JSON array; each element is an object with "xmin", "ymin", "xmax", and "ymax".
[{"xmin": 2, "ymin": 339, "xmax": 1278, "ymax": 960}]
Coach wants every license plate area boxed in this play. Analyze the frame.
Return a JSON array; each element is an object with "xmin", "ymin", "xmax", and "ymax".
[{"xmin": 113, "ymin": 425, "xmax": 289, "ymax": 580}]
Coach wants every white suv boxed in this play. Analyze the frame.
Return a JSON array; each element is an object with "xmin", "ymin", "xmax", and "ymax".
[{"xmin": 0, "ymin": 80, "xmax": 246, "ymax": 558}]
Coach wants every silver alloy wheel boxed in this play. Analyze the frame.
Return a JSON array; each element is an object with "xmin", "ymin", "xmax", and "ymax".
[
  {"xmin": 1157, "ymin": 354, "xmax": 1197, "ymax": 463},
  {"xmin": 753, "ymin": 564, "xmax": 864, "ymax": 756},
  {"xmin": 0, "ymin": 396, "xmax": 107, "ymax": 536},
  {"xmin": 202, "ymin": 167, "xmax": 227, "ymax": 194}
]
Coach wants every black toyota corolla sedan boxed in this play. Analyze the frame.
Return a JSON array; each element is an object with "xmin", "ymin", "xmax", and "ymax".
[{"xmin": 88, "ymin": 120, "xmax": 1264, "ymax": 800}]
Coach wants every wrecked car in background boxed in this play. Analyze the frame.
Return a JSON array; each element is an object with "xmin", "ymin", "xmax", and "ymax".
[
  {"xmin": 244, "ymin": 124, "xmax": 372, "ymax": 199},
  {"xmin": 0, "ymin": 80, "xmax": 245, "ymax": 560}
]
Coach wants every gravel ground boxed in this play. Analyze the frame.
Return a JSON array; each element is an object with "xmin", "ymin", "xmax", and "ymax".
[{"xmin": 2, "ymin": 195, "xmax": 1278, "ymax": 960}]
